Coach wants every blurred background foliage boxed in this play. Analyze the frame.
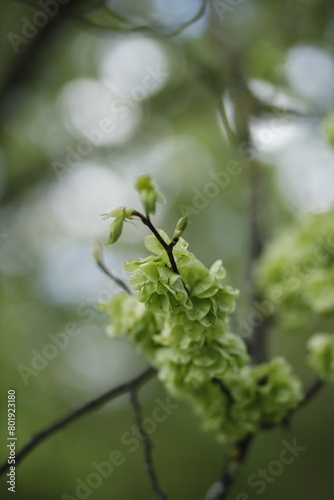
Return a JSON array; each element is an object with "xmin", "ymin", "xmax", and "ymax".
[{"xmin": 1, "ymin": 0, "xmax": 334, "ymax": 499}]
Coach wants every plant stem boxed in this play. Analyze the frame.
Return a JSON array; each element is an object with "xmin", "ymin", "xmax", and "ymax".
[
  {"xmin": 130, "ymin": 388, "xmax": 168, "ymax": 500},
  {"xmin": 206, "ymin": 435, "xmax": 253, "ymax": 500},
  {"xmin": 95, "ymin": 249, "xmax": 132, "ymax": 295},
  {"xmin": 0, "ymin": 367, "xmax": 155, "ymax": 477},
  {"xmin": 133, "ymin": 211, "xmax": 180, "ymax": 275}
]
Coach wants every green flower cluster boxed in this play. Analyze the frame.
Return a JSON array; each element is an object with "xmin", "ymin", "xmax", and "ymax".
[
  {"xmin": 99, "ymin": 175, "xmax": 303, "ymax": 442},
  {"xmin": 307, "ymin": 333, "xmax": 334, "ymax": 382},
  {"xmin": 191, "ymin": 357, "xmax": 302, "ymax": 442},
  {"xmin": 100, "ymin": 293, "xmax": 163, "ymax": 357},
  {"xmin": 101, "ymin": 233, "xmax": 302, "ymax": 441},
  {"xmin": 256, "ymin": 210, "xmax": 334, "ymax": 330}
]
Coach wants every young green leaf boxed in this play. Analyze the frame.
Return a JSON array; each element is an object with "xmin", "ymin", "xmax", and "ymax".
[
  {"xmin": 101, "ymin": 207, "xmax": 135, "ymax": 220},
  {"xmin": 135, "ymin": 174, "xmax": 165, "ymax": 216},
  {"xmin": 107, "ymin": 217, "xmax": 124, "ymax": 244},
  {"xmin": 173, "ymin": 212, "xmax": 190, "ymax": 239}
]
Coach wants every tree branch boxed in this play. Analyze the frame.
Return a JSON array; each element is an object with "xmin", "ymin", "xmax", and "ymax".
[
  {"xmin": 93, "ymin": 242, "xmax": 132, "ymax": 295},
  {"xmin": 207, "ymin": 377, "xmax": 325, "ymax": 499},
  {"xmin": 0, "ymin": 367, "xmax": 155, "ymax": 477},
  {"xmin": 279, "ymin": 377, "xmax": 325, "ymax": 428},
  {"xmin": 144, "ymin": 217, "xmax": 180, "ymax": 276},
  {"xmin": 206, "ymin": 435, "xmax": 253, "ymax": 500},
  {"xmin": 130, "ymin": 387, "xmax": 168, "ymax": 500},
  {"xmin": 298, "ymin": 378, "xmax": 324, "ymax": 411},
  {"xmin": 133, "ymin": 211, "xmax": 181, "ymax": 276},
  {"xmin": 77, "ymin": 0, "xmax": 208, "ymax": 38},
  {"xmin": 96, "ymin": 258, "xmax": 132, "ymax": 295}
]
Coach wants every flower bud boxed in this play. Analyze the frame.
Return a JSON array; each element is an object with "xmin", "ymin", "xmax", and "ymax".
[
  {"xmin": 173, "ymin": 212, "xmax": 190, "ymax": 239},
  {"xmin": 106, "ymin": 217, "xmax": 124, "ymax": 244}
]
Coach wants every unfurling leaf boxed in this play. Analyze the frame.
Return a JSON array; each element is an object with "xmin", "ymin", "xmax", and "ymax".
[
  {"xmin": 92, "ymin": 241, "xmax": 103, "ymax": 263},
  {"xmin": 135, "ymin": 174, "xmax": 165, "ymax": 216},
  {"xmin": 107, "ymin": 217, "xmax": 124, "ymax": 244},
  {"xmin": 101, "ymin": 207, "xmax": 135, "ymax": 220},
  {"xmin": 173, "ymin": 212, "xmax": 190, "ymax": 239}
]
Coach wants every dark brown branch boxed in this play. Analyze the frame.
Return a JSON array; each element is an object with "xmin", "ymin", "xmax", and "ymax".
[
  {"xmin": 212, "ymin": 378, "xmax": 235, "ymax": 404},
  {"xmin": 145, "ymin": 218, "xmax": 180, "ymax": 276},
  {"xmin": 133, "ymin": 211, "xmax": 180, "ymax": 276},
  {"xmin": 130, "ymin": 388, "xmax": 168, "ymax": 500},
  {"xmin": 206, "ymin": 435, "xmax": 253, "ymax": 500},
  {"xmin": 207, "ymin": 377, "xmax": 325, "ymax": 499},
  {"xmin": 0, "ymin": 367, "xmax": 155, "ymax": 477}
]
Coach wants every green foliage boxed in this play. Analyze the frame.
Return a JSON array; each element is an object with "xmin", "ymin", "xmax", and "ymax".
[
  {"xmin": 256, "ymin": 210, "xmax": 334, "ymax": 330},
  {"xmin": 102, "ymin": 207, "xmax": 136, "ymax": 244},
  {"xmin": 193, "ymin": 357, "xmax": 302, "ymax": 442},
  {"xmin": 173, "ymin": 212, "xmax": 190, "ymax": 239},
  {"xmin": 135, "ymin": 174, "xmax": 165, "ymax": 216},
  {"xmin": 308, "ymin": 333, "xmax": 334, "ymax": 382},
  {"xmin": 100, "ymin": 178, "xmax": 303, "ymax": 442}
]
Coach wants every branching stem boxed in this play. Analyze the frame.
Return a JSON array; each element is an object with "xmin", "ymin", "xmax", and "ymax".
[
  {"xmin": 130, "ymin": 388, "xmax": 168, "ymax": 500},
  {"xmin": 133, "ymin": 211, "xmax": 180, "ymax": 275},
  {"xmin": 0, "ymin": 367, "xmax": 155, "ymax": 477},
  {"xmin": 207, "ymin": 377, "xmax": 325, "ymax": 499}
]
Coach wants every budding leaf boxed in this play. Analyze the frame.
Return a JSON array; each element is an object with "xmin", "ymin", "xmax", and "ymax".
[
  {"xmin": 173, "ymin": 212, "xmax": 190, "ymax": 239},
  {"xmin": 135, "ymin": 174, "xmax": 165, "ymax": 216},
  {"xmin": 107, "ymin": 217, "xmax": 124, "ymax": 244},
  {"xmin": 92, "ymin": 241, "xmax": 103, "ymax": 263},
  {"xmin": 101, "ymin": 207, "xmax": 135, "ymax": 220}
]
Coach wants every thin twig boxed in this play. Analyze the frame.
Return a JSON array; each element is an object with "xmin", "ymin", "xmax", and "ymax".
[
  {"xmin": 96, "ymin": 259, "xmax": 132, "ymax": 294},
  {"xmin": 93, "ymin": 243, "xmax": 132, "ymax": 295},
  {"xmin": 130, "ymin": 388, "xmax": 168, "ymax": 500},
  {"xmin": 144, "ymin": 218, "xmax": 180, "ymax": 276},
  {"xmin": 298, "ymin": 378, "xmax": 324, "ymax": 411},
  {"xmin": 77, "ymin": 0, "xmax": 208, "ymax": 38},
  {"xmin": 133, "ymin": 211, "xmax": 180, "ymax": 276},
  {"xmin": 0, "ymin": 367, "xmax": 155, "ymax": 477},
  {"xmin": 278, "ymin": 377, "xmax": 325, "ymax": 429},
  {"xmin": 12, "ymin": 0, "xmax": 128, "ymax": 24}
]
